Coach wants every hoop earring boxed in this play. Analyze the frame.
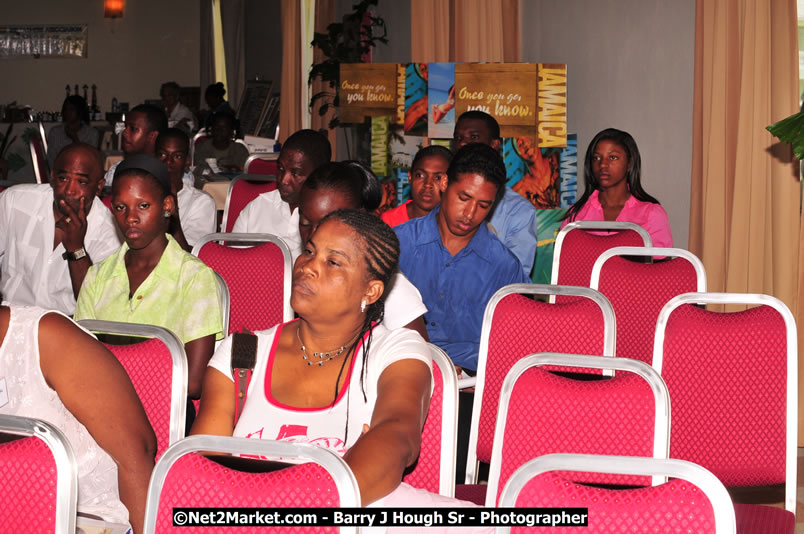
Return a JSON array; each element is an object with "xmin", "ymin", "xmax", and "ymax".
[{"xmin": 360, "ymin": 300, "xmax": 366, "ymax": 313}]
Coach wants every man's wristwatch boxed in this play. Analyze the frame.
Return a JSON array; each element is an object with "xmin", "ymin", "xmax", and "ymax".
[{"xmin": 62, "ymin": 247, "xmax": 88, "ymax": 261}]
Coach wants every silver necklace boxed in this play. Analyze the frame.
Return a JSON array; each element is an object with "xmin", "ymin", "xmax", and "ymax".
[{"xmin": 296, "ymin": 326, "xmax": 348, "ymax": 367}]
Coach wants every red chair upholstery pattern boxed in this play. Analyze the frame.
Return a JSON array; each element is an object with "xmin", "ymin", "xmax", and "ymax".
[
  {"xmin": 244, "ymin": 157, "xmax": 278, "ymax": 176},
  {"xmin": 403, "ymin": 360, "xmax": 443, "ymax": 494},
  {"xmin": 554, "ymin": 226, "xmax": 648, "ymax": 288},
  {"xmin": 0, "ymin": 436, "xmax": 58, "ymax": 533},
  {"xmin": 595, "ymin": 254, "xmax": 700, "ymax": 364},
  {"xmin": 660, "ymin": 304, "xmax": 786, "ymax": 486},
  {"xmin": 223, "ymin": 178, "xmax": 277, "ymax": 232},
  {"xmin": 494, "ymin": 367, "xmax": 658, "ymax": 503},
  {"xmin": 153, "ymin": 453, "xmax": 340, "ymax": 533},
  {"xmin": 476, "ymin": 294, "xmax": 608, "ymax": 465},
  {"xmin": 197, "ymin": 240, "xmax": 286, "ymax": 333},
  {"xmin": 104, "ymin": 338, "xmax": 177, "ymax": 460},
  {"xmin": 513, "ymin": 471, "xmax": 717, "ymax": 533}
]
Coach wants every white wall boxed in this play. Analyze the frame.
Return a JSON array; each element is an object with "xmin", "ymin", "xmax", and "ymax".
[
  {"xmin": 522, "ymin": 0, "xmax": 696, "ymax": 248},
  {"xmin": 1, "ymin": 0, "xmax": 200, "ymax": 114}
]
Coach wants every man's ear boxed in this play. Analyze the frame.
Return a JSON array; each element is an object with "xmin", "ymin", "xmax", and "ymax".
[
  {"xmin": 147, "ymin": 130, "xmax": 160, "ymax": 151},
  {"xmin": 491, "ymin": 138, "xmax": 502, "ymax": 151},
  {"xmin": 438, "ymin": 177, "xmax": 449, "ymax": 194},
  {"xmin": 364, "ymin": 279, "xmax": 384, "ymax": 307}
]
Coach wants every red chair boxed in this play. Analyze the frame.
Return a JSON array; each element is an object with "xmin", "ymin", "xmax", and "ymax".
[
  {"xmin": 78, "ymin": 320, "xmax": 188, "ymax": 460},
  {"xmin": 244, "ymin": 154, "xmax": 279, "ymax": 176},
  {"xmin": 189, "ymin": 131, "xmax": 209, "ymax": 165},
  {"xmin": 484, "ymin": 353, "xmax": 670, "ymax": 506},
  {"xmin": 498, "ymin": 453, "xmax": 737, "ymax": 534},
  {"xmin": 551, "ymin": 221, "xmax": 652, "ymax": 295},
  {"xmin": 654, "ymin": 292, "xmax": 797, "ymax": 533},
  {"xmin": 143, "ymin": 436, "xmax": 361, "ymax": 533},
  {"xmin": 193, "ymin": 233, "xmax": 293, "ymax": 334},
  {"xmin": 402, "ymin": 344, "xmax": 458, "ymax": 497},
  {"xmin": 29, "ymin": 131, "xmax": 50, "ymax": 184},
  {"xmin": 221, "ymin": 175, "xmax": 277, "ymax": 233},
  {"xmin": 0, "ymin": 414, "xmax": 78, "ymax": 534},
  {"xmin": 461, "ymin": 284, "xmax": 616, "ymax": 497},
  {"xmin": 590, "ymin": 246, "xmax": 706, "ymax": 364}
]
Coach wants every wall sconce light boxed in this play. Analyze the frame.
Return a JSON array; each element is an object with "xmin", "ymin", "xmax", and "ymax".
[{"xmin": 104, "ymin": 0, "xmax": 124, "ymax": 19}]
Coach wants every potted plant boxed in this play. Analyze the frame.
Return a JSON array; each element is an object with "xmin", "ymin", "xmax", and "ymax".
[{"xmin": 308, "ymin": 0, "xmax": 387, "ymax": 157}]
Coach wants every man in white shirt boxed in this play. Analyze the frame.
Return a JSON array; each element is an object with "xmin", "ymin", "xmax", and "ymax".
[
  {"xmin": 0, "ymin": 143, "xmax": 121, "ymax": 314},
  {"xmin": 161, "ymin": 81, "xmax": 197, "ymax": 134},
  {"xmin": 232, "ymin": 129, "xmax": 332, "ymax": 254},
  {"xmin": 156, "ymin": 128, "xmax": 217, "ymax": 250},
  {"xmin": 104, "ymin": 104, "xmax": 168, "ymax": 189}
]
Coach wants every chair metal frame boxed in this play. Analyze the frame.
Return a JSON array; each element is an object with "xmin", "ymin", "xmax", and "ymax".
[
  {"xmin": 189, "ymin": 130, "xmax": 208, "ymax": 164},
  {"xmin": 211, "ymin": 271, "xmax": 231, "ymax": 337},
  {"xmin": 143, "ymin": 435, "xmax": 361, "ymax": 533},
  {"xmin": 550, "ymin": 221, "xmax": 652, "ymax": 293},
  {"xmin": 78, "ymin": 320, "xmax": 189, "ymax": 446},
  {"xmin": 465, "ymin": 283, "xmax": 617, "ymax": 484},
  {"xmin": 404, "ymin": 344, "xmax": 458, "ymax": 497},
  {"xmin": 0, "ymin": 414, "xmax": 78, "ymax": 534},
  {"xmin": 498, "ymin": 453, "xmax": 737, "ymax": 534},
  {"xmin": 486, "ymin": 352, "xmax": 671, "ymax": 505},
  {"xmin": 243, "ymin": 153, "xmax": 279, "ymax": 175},
  {"xmin": 219, "ymin": 175, "xmax": 276, "ymax": 233},
  {"xmin": 192, "ymin": 232, "xmax": 294, "ymax": 325},
  {"xmin": 652, "ymin": 292, "xmax": 798, "ymax": 514}
]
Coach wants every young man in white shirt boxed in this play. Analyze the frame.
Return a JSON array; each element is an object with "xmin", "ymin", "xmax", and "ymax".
[
  {"xmin": 232, "ymin": 129, "xmax": 332, "ymax": 254},
  {"xmin": 104, "ymin": 104, "xmax": 168, "ymax": 189},
  {"xmin": 156, "ymin": 128, "xmax": 217, "ymax": 250},
  {"xmin": 0, "ymin": 143, "xmax": 121, "ymax": 314}
]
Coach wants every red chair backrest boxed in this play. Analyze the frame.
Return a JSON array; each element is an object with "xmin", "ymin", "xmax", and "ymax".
[
  {"xmin": 0, "ymin": 436, "xmax": 59, "ymax": 533},
  {"xmin": 554, "ymin": 225, "xmax": 649, "ymax": 288},
  {"xmin": 493, "ymin": 365, "xmax": 659, "ymax": 502},
  {"xmin": 475, "ymin": 293, "xmax": 610, "ymax": 465},
  {"xmin": 197, "ymin": 241, "xmax": 287, "ymax": 333},
  {"xmin": 658, "ymin": 302, "xmax": 788, "ymax": 487},
  {"xmin": 104, "ymin": 338, "xmax": 178, "ymax": 460},
  {"xmin": 154, "ymin": 453, "xmax": 341, "ymax": 533},
  {"xmin": 223, "ymin": 179, "xmax": 277, "ymax": 232},
  {"xmin": 513, "ymin": 471, "xmax": 717, "ymax": 533},
  {"xmin": 30, "ymin": 135, "xmax": 50, "ymax": 184},
  {"xmin": 402, "ymin": 346, "xmax": 456, "ymax": 496},
  {"xmin": 244, "ymin": 157, "xmax": 279, "ymax": 176},
  {"xmin": 595, "ymin": 253, "xmax": 701, "ymax": 364}
]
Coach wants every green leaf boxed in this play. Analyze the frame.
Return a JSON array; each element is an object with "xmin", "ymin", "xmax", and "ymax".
[
  {"xmin": 767, "ymin": 111, "xmax": 804, "ymax": 160},
  {"xmin": 6, "ymin": 152, "xmax": 25, "ymax": 172}
]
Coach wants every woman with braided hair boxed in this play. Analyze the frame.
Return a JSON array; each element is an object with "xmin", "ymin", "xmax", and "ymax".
[{"xmin": 194, "ymin": 211, "xmax": 487, "ymax": 524}]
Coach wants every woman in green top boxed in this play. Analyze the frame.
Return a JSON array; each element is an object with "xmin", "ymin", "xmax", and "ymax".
[{"xmin": 74, "ymin": 155, "xmax": 223, "ymax": 400}]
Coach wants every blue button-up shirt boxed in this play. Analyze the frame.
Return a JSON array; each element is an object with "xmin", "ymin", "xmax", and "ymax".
[
  {"xmin": 395, "ymin": 207, "xmax": 528, "ymax": 371},
  {"xmin": 489, "ymin": 187, "xmax": 539, "ymax": 278}
]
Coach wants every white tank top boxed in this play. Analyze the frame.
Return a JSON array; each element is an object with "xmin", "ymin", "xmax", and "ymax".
[
  {"xmin": 208, "ymin": 320, "xmax": 432, "ymax": 456},
  {"xmin": 0, "ymin": 305, "xmax": 128, "ymax": 524}
]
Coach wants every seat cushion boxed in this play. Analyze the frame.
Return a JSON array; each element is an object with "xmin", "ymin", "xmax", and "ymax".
[{"xmin": 455, "ymin": 483, "xmax": 487, "ymax": 505}]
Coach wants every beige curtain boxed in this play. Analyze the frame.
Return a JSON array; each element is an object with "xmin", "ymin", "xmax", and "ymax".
[
  {"xmin": 411, "ymin": 0, "xmax": 520, "ymax": 63},
  {"xmin": 199, "ymin": 0, "xmax": 215, "ymax": 108},
  {"xmin": 221, "ymin": 0, "xmax": 246, "ymax": 111},
  {"xmin": 279, "ymin": 0, "xmax": 302, "ymax": 143},
  {"xmin": 689, "ymin": 0, "xmax": 801, "ymax": 440}
]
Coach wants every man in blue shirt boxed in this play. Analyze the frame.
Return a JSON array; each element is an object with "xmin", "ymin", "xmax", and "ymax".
[
  {"xmin": 453, "ymin": 110, "xmax": 539, "ymax": 278},
  {"xmin": 395, "ymin": 143, "xmax": 528, "ymax": 373}
]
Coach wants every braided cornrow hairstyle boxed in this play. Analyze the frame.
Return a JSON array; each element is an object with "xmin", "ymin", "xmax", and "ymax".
[{"xmin": 318, "ymin": 209, "xmax": 400, "ymax": 445}]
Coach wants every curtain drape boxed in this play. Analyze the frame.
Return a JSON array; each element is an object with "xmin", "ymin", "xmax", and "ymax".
[
  {"xmin": 199, "ymin": 0, "xmax": 215, "ymax": 111},
  {"xmin": 279, "ymin": 0, "xmax": 303, "ymax": 143},
  {"xmin": 411, "ymin": 0, "xmax": 519, "ymax": 63},
  {"xmin": 689, "ymin": 0, "xmax": 801, "ymax": 440},
  {"xmin": 221, "ymin": 0, "xmax": 246, "ymax": 112}
]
